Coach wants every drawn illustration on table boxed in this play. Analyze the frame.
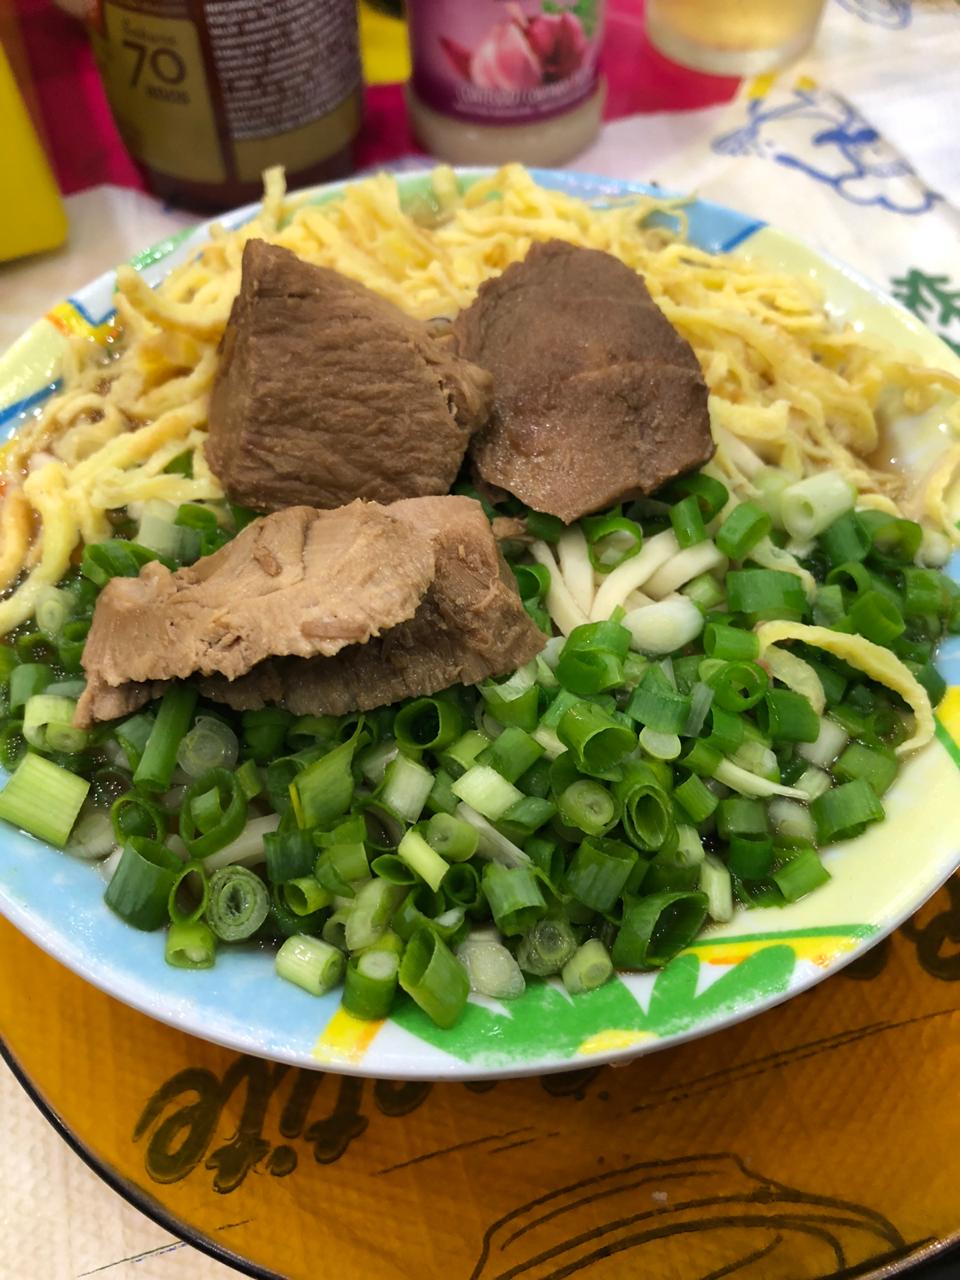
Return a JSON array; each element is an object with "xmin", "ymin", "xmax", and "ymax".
[
  {"xmin": 713, "ymin": 88, "xmax": 939, "ymax": 215},
  {"xmin": 834, "ymin": 0, "xmax": 913, "ymax": 28},
  {"xmin": 470, "ymin": 1153, "xmax": 915, "ymax": 1280},
  {"xmin": 891, "ymin": 268, "xmax": 960, "ymax": 357}
]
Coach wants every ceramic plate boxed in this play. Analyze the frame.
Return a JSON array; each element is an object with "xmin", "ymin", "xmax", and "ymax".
[{"xmin": 1, "ymin": 169, "xmax": 959, "ymax": 1080}]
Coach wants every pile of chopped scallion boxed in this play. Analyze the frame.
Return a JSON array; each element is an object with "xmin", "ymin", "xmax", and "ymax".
[{"xmin": 0, "ymin": 470, "xmax": 955, "ymax": 1029}]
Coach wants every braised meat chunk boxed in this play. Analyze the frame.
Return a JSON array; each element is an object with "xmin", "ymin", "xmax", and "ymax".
[
  {"xmin": 74, "ymin": 502, "xmax": 436, "ymax": 727},
  {"xmin": 453, "ymin": 239, "xmax": 714, "ymax": 523},
  {"xmin": 205, "ymin": 240, "xmax": 493, "ymax": 512},
  {"xmin": 200, "ymin": 496, "xmax": 546, "ymax": 715}
]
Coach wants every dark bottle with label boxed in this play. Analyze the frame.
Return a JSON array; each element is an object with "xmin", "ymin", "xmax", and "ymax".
[{"xmin": 89, "ymin": 0, "xmax": 362, "ymax": 210}]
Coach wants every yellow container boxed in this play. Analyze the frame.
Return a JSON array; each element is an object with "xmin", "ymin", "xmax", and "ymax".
[{"xmin": 0, "ymin": 42, "xmax": 68, "ymax": 262}]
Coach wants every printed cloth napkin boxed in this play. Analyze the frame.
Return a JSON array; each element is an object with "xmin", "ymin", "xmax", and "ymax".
[{"xmin": 578, "ymin": 0, "xmax": 960, "ymax": 357}]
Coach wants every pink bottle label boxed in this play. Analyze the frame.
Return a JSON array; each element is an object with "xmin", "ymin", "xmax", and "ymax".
[{"xmin": 409, "ymin": 0, "xmax": 606, "ymax": 126}]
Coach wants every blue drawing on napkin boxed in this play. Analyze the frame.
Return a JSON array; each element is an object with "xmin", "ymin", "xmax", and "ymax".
[
  {"xmin": 713, "ymin": 88, "xmax": 937, "ymax": 214},
  {"xmin": 834, "ymin": 0, "xmax": 912, "ymax": 29}
]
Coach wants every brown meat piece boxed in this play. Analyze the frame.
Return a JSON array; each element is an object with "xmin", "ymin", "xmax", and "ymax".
[
  {"xmin": 452, "ymin": 239, "xmax": 714, "ymax": 523},
  {"xmin": 74, "ymin": 502, "xmax": 435, "ymax": 727},
  {"xmin": 200, "ymin": 495, "xmax": 545, "ymax": 715},
  {"xmin": 205, "ymin": 240, "xmax": 492, "ymax": 511}
]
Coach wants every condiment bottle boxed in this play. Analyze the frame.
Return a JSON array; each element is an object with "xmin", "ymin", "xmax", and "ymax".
[
  {"xmin": 405, "ymin": 1, "xmax": 606, "ymax": 167},
  {"xmin": 87, "ymin": 0, "xmax": 362, "ymax": 211}
]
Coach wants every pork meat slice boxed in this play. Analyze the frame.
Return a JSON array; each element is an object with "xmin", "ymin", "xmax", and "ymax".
[
  {"xmin": 74, "ymin": 502, "xmax": 436, "ymax": 727},
  {"xmin": 452, "ymin": 238, "xmax": 714, "ymax": 523},
  {"xmin": 199, "ymin": 495, "xmax": 545, "ymax": 715},
  {"xmin": 205, "ymin": 240, "xmax": 493, "ymax": 511}
]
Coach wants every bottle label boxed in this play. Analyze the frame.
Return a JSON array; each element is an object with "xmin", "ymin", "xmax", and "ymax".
[
  {"xmin": 409, "ymin": 0, "xmax": 606, "ymax": 125},
  {"xmin": 91, "ymin": 0, "xmax": 361, "ymax": 186}
]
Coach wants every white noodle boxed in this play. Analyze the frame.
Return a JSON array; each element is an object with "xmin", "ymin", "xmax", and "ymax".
[
  {"xmin": 621, "ymin": 594, "xmax": 704, "ymax": 654},
  {"xmin": 556, "ymin": 525, "xmax": 595, "ymax": 615},
  {"xmin": 590, "ymin": 529, "xmax": 679, "ymax": 621},
  {"xmin": 530, "ymin": 540, "xmax": 590, "ymax": 635},
  {"xmin": 643, "ymin": 541, "xmax": 727, "ymax": 599}
]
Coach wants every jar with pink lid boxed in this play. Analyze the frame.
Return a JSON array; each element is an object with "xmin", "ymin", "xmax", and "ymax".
[{"xmin": 406, "ymin": 1, "xmax": 606, "ymax": 166}]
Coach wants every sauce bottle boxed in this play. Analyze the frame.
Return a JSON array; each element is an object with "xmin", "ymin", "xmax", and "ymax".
[
  {"xmin": 88, "ymin": 0, "xmax": 362, "ymax": 211},
  {"xmin": 405, "ymin": 0, "xmax": 606, "ymax": 167}
]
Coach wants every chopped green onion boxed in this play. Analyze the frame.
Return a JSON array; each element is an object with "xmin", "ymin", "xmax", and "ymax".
[
  {"xmin": 498, "ymin": 794, "xmax": 556, "ymax": 840},
  {"xmin": 706, "ymin": 661, "xmax": 769, "ymax": 713},
  {"xmin": 282, "ymin": 876, "xmax": 332, "ymax": 916},
  {"xmin": 22, "ymin": 694, "xmax": 87, "ymax": 753},
  {"xmin": 627, "ymin": 664, "xmax": 690, "ymax": 733},
  {"xmin": 0, "ymin": 751, "xmax": 89, "ymax": 847},
  {"xmin": 377, "ymin": 756, "xmax": 432, "ymax": 826},
  {"xmin": 394, "ymin": 697, "xmax": 464, "ymax": 751},
  {"xmin": 846, "ymin": 590, "xmax": 905, "ymax": 647},
  {"xmin": 768, "ymin": 798, "xmax": 816, "ymax": 844},
  {"xmin": 425, "ymin": 812, "xmax": 479, "ymax": 862},
  {"xmin": 716, "ymin": 502, "xmax": 772, "ymax": 560},
  {"xmin": 397, "ymin": 828, "xmax": 450, "ymax": 892},
  {"xmin": 820, "ymin": 511, "xmax": 870, "ymax": 567},
  {"xmin": 439, "ymin": 729, "xmax": 492, "ymax": 777},
  {"xmin": 561, "ymin": 939, "xmax": 613, "ymax": 995},
  {"xmin": 205, "ymin": 866, "xmax": 270, "ymax": 940},
  {"xmin": 558, "ymin": 703, "xmax": 637, "ymax": 779},
  {"xmin": 703, "ymin": 623, "xmax": 760, "ymax": 662},
  {"xmin": 168, "ymin": 860, "xmax": 209, "ymax": 925},
  {"xmin": 699, "ymin": 855, "xmax": 733, "ymax": 922},
  {"xmin": 276, "ymin": 934, "xmax": 345, "ymax": 996},
  {"xmin": 757, "ymin": 689, "xmax": 820, "ymax": 743},
  {"xmin": 242, "ymin": 707, "xmax": 293, "ymax": 763},
  {"xmin": 479, "ymin": 725, "xmax": 544, "ymax": 782},
  {"xmin": 583, "ymin": 510, "xmax": 644, "ymax": 571},
  {"xmin": 556, "ymin": 621, "xmax": 632, "ymax": 696},
  {"xmin": 664, "ymin": 472, "xmax": 729, "ymax": 522},
  {"xmin": 179, "ymin": 769, "xmax": 247, "ymax": 858},
  {"xmin": 165, "ymin": 920, "xmax": 217, "ymax": 969},
  {"xmin": 65, "ymin": 806, "xmax": 114, "ymax": 860},
  {"xmin": 612, "ymin": 891, "xmax": 708, "ymax": 968},
  {"xmin": 480, "ymin": 668, "xmax": 540, "ymax": 731},
  {"xmin": 263, "ymin": 827, "xmax": 316, "ymax": 882},
  {"xmin": 811, "ymin": 778, "xmax": 884, "ymax": 844},
  {"xmin": 773, "ymin": 849, "xmax": 831, "ymax": 902},
  {"xmin": 292, "ymin": 734, "xmax": 361, "ymax": 828},
  {"xmin": 455, "ymin": 803, "xmax": 530, "ymax": 867},
  {"xmin": 81, "ymin": 539, "xmax": 164, "ymax": 587},
  {"xmin": 797, "ymin": 717, "xmax": 849, "ymax": 768},
  {"xmin": 780, "ymin": 472, "xmax": 855, "ymax": 541},
  {"xmin": 674, "ymin": 773, "xmax": 718, "ymax": 823},
  {"xmin": 456, "ymin": 934, "xmax": 525, "ymax": 999},
  {"xmin": 451, "ymin": 764, "xmax": 522, "ymax": 821},
  {"xmin": 134, "ymin": 685, "xmax": 198, "ymax": 793},
  {"xmin": 566, "ymin": 836, "xmax": 637, "ymax": 912},
  {"xmin": 832, "ymin": 742, "xmax": 898, "ymax": 795},
  {"xmin": 614, "ymin": 764, "xmax": 674, "ymax": 851},
  {"xmin": 907, "ymin": 659, "xmax": 947, "ymax": 708},
  {"xmin": 859, "ymin": 510, "xmax": 923, "ymax": 566},
  {"xmin": 670, "ymin": 495, "xmax": 707, "ymax": 548},
  {"xmin": 516, "ymin": 917, "xmax": 578, "ymax": 977},
  {"xmin": 9, "ymin": 663, "xmax": 53, "ymax": 711},
  {"xmin": 725, "ymin": 569, "xmax": 807, "ymax": 623},
  {"xmin": 717, "ymin": 796, "xmax": 767, "ymax": 839},
  {"xmin": 444, "ymin": 862, "xmax": 482, "ymax": 912},
  {"xmin": 342, "ymin": 948, "xmax": 400, "ymax": 1020},
  {"xmin": 105, "ymin": 837, "xmax": 181, "ymax": 930},
  {"xmin": 345, "ymin": 878, "xmax": 406, "ymax": 952},
  {"xmin": 35, "ymin": 586, "xmax": 75, "ymax": 639},
  {"xmin": 177, "ymin": 716, "xmax": 239, "ymax": 778},
  {"xmin": 482, "ymin": 863, "xmax": 546, "ymax": 935},
  {"xmin": 639, "ymin": 727, "xmax": 681, "ymax": 760},
  {"xmin": 728, "ymin": 835, "xmax": 774, "ymax": 881},
  {"xmin": 398, "ymin": 927, "xmax": 469, "ymax": 1028},
  {"xmin": 557, "ymin": 779, "xmax": 618, "ymax": 836},
  {"xmin": 525, "ymin": 510, "xmax": 565, "ymax": 542},
  {"xmin": 704, "ymin": 704, "xmax": 745, "ymax": 756}
]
